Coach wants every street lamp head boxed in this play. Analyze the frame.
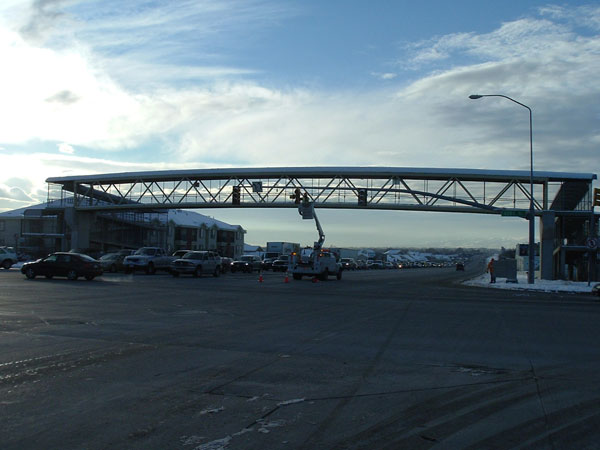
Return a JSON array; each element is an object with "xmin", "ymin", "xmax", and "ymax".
[{"xmin": 469, "ymin": 94, "xmax": 483, "ymax": 99}]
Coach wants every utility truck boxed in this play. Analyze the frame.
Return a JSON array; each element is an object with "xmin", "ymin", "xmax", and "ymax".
[{"xmin": 289, "ymin": 198, "xmax": 342, "ymax": 281}]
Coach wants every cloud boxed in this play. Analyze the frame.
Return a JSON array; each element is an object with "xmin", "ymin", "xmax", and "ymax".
[
  {"xmin": 46, "ymin": 90, "xmax": 80, "ymax": 105},
  {"xmin": 58, "ymin": 142, "xmax": 75, "ymax": 154},
  {"xmin": 371, "ymin": 72, "xmax": 398, "ymax": 80},
  {"xmin": 19, "ymin": 0, "xmax": 72, "ymax": 43},
  {"xmin": 0, "ymin": 3, "xmax": 598, "ymax": 188},
  {"xmin": 0, "ymin": 185, "xmax": 34, "ymax": 202}
]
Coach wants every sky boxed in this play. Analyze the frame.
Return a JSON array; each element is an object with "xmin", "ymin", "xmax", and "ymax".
[{"xmin": 0, "ymin": 0, "xmax": 598, "ymax": 248}]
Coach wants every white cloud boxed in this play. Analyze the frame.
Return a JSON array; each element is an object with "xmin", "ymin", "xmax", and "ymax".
[
  {"xmin": 0, "ymin": 2, "xmax": 598, "ymax": 244},
  {"xmin": 58, "ymin": 143, "xmax": 75, "ymax": 154},
  {"xmin": 371, "ymin": 72, "xmax": 398, "ymax": 80}
]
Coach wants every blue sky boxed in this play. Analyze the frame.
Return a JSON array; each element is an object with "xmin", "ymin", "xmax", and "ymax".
[{"xmin": 0, "ymin": 0, "xmax": 599, "ymax": 247}]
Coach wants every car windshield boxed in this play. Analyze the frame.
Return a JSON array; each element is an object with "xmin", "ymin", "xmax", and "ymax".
[
  {"xmin": 241, "ymin": 256, "xmax": 254, "ymax": 262},
  {"xmin": 135, "ymin": 248, "xmax": 156, "ymax": 256},
  {"xmin": 79, "ymin": 254, "xmax": 97, "ymax": 262},
  {"xmin": 183, "ymin": 253, "xmax": 201, "ymax": 259},
  {"xmin": 100, "ymin": 254, "xmax": 117, "ymax": 261}
]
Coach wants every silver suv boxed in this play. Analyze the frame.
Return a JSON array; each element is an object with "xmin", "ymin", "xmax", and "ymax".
[
  {"xmin": 170, "ymin": 251, "xmax": 221, "ymax": 277},
  {"xmin": 0, "ymin": 246, "xmax": 18, "ymax": 269}
]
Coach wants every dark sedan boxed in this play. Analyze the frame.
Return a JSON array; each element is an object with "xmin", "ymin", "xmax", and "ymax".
[{"xmin": 21, "ymin": 252, "xmax": 103, "ymax": 281}]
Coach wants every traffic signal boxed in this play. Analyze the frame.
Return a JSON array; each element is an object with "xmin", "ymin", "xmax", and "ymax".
[
  {"xmin": 594, "ymin": 188, "xmax": 600, "ymax": 207},
  {"xmin": 290, "ymin": 187, "xmax": 302, "ymax": 204},
  {"xmin": 232, "ymin": 186, "xmax": 241, "ymax": 205},
  {"xmin": 357, "ymin": 188, "xmax": 367, "ymax": 206}
]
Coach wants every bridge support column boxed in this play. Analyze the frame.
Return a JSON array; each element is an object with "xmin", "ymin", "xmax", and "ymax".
[
  {"xmin": 539, "ymin": 211, "xmax": 555, "ymax": 280},
  {"xmin": 64, "ymin": 207, "xmax": 95, "ymax": 251}
]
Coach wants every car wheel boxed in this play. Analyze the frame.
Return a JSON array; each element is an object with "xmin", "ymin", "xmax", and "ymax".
[
  {"xmin": 85, "ymin": 275, "xmax": 95, "ymax": 281},
  {"xmin": 194, "ymin": 266, "xmax": 202, "ymax": 277},
  {"xmin": 336, "ymin": 270, "xmax": 342, "ymax": 280},
  {"xmin": 146, "ymin": 263, "xmax": 156, "ymax": 275},
  {"xmin": 67, "ymin": 270, "xmax": 78, "ymax": 281},
  {"xmin": 319, "ymin": 269, "xmax": 328, "ymax": 281},
  {"xmin": 25, "ymin": 268, "xmax": 36, "ymax": 279},
  {"xmin": 124, "ymin": 267, "xmax": 132, "ymax": 274},
  {"xmin": 110, "ymin": 264, "xmax": 117, "ymax": 273},
  {"xmin": 172, "ymin": 271, "xmax": 180, "ymax": 277},
  {"xmin": 213, "ymin": 266, "xmax": 220, "ymax": 277},
  {"xmin": 45, "ymin": 274, "xmax": 54, "ymax": 279},
  {"xmin": 2, "ymin": 260, "xmax": 11, "ymax": 270}
]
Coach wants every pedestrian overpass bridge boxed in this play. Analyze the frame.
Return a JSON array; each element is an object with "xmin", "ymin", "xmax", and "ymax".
[
  {"xmin": 46, "ymin": 166, "xmax": 596, "ymax": 215},
  {"xmin": 45, "ymin": 166, "xmax": 598, "ymax": 281}
]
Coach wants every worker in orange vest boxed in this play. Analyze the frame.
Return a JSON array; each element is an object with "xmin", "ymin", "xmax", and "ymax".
[{"xmin": 486, "ymin": 258, "xmax": 496, "ymax": 283}]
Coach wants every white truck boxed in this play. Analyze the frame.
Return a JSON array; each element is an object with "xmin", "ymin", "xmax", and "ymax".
[
  {"xmin": 289, "ymin": 199, "xmax": 342, "ymax": 281},
  {"xmin": 123, "ymin": 247, "xmax": 175, "ymax": 274}
]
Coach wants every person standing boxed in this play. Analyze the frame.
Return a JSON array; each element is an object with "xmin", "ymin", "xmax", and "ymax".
[{"xmin": 486, "ymin": 258, "xmax": 496, "ymax": 283}]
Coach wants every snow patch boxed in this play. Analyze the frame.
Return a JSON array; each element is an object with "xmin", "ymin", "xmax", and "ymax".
[
  {"xmin": 464, "ymin": 273, "xmax": 595, "ymax": 293},
  {"xmin": 199, "ymin": 406, "xmax": 224, "ymax": 415},
  {"xmin": 277, "ymin": 398, "xmax": 305, "ymax": 406},
  {"xmin": 257, "ymin": 419, "xmax": 285, "ymax": 434}
]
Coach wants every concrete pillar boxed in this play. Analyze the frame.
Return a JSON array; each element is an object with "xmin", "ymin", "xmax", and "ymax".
[
  {"xmin": 64, "ymin": 207, "xmax": 94, "ymax": 250},
  {"xmin": 539, "ymin": 211, "xmax": 556, "ymax": 280}
]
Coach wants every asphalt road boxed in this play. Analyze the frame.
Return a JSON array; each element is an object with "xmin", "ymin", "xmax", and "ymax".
[{"xmin": 1, "ymin": 264, "xmax": 599, "ymax": 449}]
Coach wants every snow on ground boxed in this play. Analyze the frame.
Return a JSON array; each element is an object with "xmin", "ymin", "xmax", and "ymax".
[{"xmin": 464, "ymin": 272, "xmax": 596, "ymax": 294}]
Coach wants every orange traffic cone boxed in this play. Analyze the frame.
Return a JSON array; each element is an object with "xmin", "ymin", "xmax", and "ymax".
[
  {"xmin": 258, "ymin": 272, "xmax": 264, "ymax": 283},
  {"xmin": 284, "ymin": 272, "xmax": 289, "ymax": 283}
]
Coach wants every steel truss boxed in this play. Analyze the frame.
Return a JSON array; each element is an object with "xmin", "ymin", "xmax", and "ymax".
[{"xmin": 46, "ymin": 167, "xmax": 596, "ymax": 215}]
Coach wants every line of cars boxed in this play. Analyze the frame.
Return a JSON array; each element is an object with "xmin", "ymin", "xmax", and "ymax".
[{"xmin": 18, "ymin": 247, "xmax": 264, "ymax": 281}]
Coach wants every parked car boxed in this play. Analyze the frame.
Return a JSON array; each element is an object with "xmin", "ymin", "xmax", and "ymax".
[
  {"xmin": 69, "ymin": 248, "xmax": 104, "ymax": 260},
  {"xmin": 356, "ymin": 260, "xmax": 367, "ymax": 270},
  {"xmin": 368, "ymin": 260, "xmax": 384, "ymax": 269},
  {"xmin": 21, "ymin": 252, "xmax": 102, "ymax": 281},
  {"xmin": 172, "ymin": 249, "xmax": 192, "ymax": 259},
  {"xmin": 261, "ymin": 257, "xmax": 276, "ymax": 271},
  {"xmin": 339, "ymin": 258, "xmax": 357, "ymax": 270},
  {"xmin": 170, "ymin": 251, "xmax": 221, "ymax": 277},
  {"xmin": 592, "ymin": 283, "xmax": 600, "ymax": 298},
  {"xmin": 271, "ymin": 259, "xmax": 290, "ymax": 272},
  {"xmin": 0, "ymin": 246, "xmax": 18, "ymax": 269},
  {"xmin": 217, "ymin": 257, "xmax": 230, "ymax": 273},
  {"xmin": 231, "ymin": 255, "xmax": 263, "ymax": 273},
  {"xmin": 99, "ymin": 253, "xmax": 128, "ymax": 272},
  {"xmin": 123, "ymin": 247, "xmax": 174, "ymax": 274}
]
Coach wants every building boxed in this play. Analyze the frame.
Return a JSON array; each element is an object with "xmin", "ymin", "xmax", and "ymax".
[
  {"xmin": 0, "ymin": 202, "xmax": 245, "ymax": 259},
  {"xmin": 167, "ymin": 209, "xmax": 245, "ymax": 258}
]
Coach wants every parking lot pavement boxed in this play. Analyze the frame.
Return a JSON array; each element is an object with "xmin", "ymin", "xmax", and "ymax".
[{"xmin": 1, "ymin": 268, "xmax": 600, "ymax": 449}]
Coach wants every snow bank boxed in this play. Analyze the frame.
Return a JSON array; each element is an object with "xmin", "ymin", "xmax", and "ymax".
[{"xmin": 464, "ymin": 272, "xmax": 596, "ymax": 293}]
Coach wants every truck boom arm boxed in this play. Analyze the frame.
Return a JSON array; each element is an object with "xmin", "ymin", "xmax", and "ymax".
[
  {"xmin": 298, "ymin": 200, "xmax": 325, "ymax": 251},
  {"xmin": 312, "ymin": 209, "xmax": 325, "ymax": 251}
]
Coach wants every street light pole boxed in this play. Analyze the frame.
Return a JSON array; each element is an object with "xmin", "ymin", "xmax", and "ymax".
[{"xmin": 469, "ymin": 94, "xmax": 535, "ymax": 284}]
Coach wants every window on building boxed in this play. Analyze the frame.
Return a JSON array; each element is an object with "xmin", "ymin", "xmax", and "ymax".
[{"xmin": 0, "ymin": 220, "xmax": 4, "ymax": 231}]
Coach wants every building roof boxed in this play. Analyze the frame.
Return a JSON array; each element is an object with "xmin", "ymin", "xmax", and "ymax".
[
  {"xmin": 168, "ymin": 209, "xmax": 242, "ymax": 231},
  {"xmin": 1, "ymin": 202, "xmax": 242, "ymax": 232}
]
